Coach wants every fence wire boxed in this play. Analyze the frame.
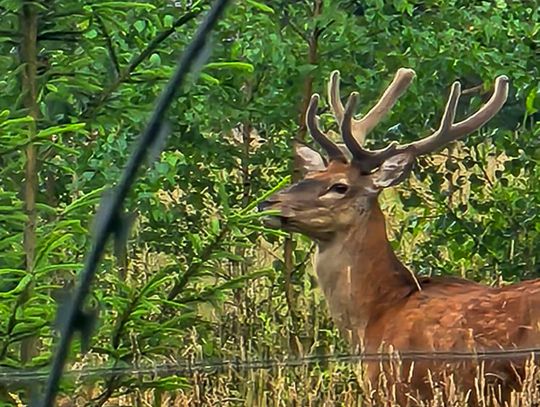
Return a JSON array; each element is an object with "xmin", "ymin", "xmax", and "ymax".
[
  {"xmin": 37, "ymin": 1, "xmax": 231, "ymax": 406},
  {"xmin": 9, "ymin": 348, "xmax": 540, "ymax": 385}
]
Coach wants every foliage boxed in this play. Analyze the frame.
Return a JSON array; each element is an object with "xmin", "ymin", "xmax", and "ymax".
[{"xmin": 0, "ymin": 0, "xmax": 538, "ymax": 405}]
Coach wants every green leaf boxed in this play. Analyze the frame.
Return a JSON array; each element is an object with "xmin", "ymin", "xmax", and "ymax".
[
  {"xmin": 0, "ymin": 268, "xmax": 26, "ymax": 276},
  {"xmin": 525, "ymin": 85, "xmax": 539, "ymax": 114},
  {"xmin": 149, "ymin": 53, "xmax": 161, "ymax": 66},
  {"xmin": 134, "ymin": 20, "xmax": 146, "ymax": 33},
  {"xmin": 35, "ymin": 202, "xmax": 58, "ymax": 215},
  {"xmin": 0, "ymin": 274, "xmax": 32, "ymax": 298},
  {"xmin": 200, "ymin": 72, "xmax": 220, "ymax": 85},
  {"xmin": 34, "ymin": 233, "xmax": 74, "ymax": 269},
  {"xmin": 61, "ymin": 186, "xmax": 107, "ymax": 215},
  {"xmin": 140, "ymin": 273, "xmax": 174, "ymax": 297},
  {"xmin": 90, "ymin": 2, "xmax": 156, "ymax": 10},
  {"xmin": 84, "ymin": 29, "xmax": 98, "ymax": 39},
  {"xmin": 239, "ymin": 175, "xmax": 291, "ymax": 215},
  {"xmin": 210, "ymin": 216, "xmax": 220, "ymax": 236},
  {"xmin": 36, "ymin": 123, "xmax": 86, "ymax": 139},
  {"xmin": 34, "ymin": 263, "xmax": 83, "ymax": 275},
  {"xmin": 204, "ymin": 62, "xmax": 254, "ymax": 73},
  {"xmin": 141, "ymin": 376, "xmax": 189, "ymax": 391},
  {"xmin": 45, "ymin": 83, "xmax": 59, "ymax": 93},
  {"xmin": 245, "ymin": 0, "xmax": 274, "ymax": 14},
  {"xmin": 0, "ymin": 116, "xmax": 34, "ymax": 128}
]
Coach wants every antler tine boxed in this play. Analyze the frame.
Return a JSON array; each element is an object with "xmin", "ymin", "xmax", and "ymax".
[
  {"xmin": 356, "ymin": 68, "xmax": 416, "ymax": 139},
  {"xmin": 341, "ymin": 92, "xmax": 400, "ymax": 173},
  {"xmin": 438, "ymin": 81, "xmax": 461, "ymax": 134},
  {"xmin": 356, "ymin": 68, "xmax": 416, "ymax": 144},
  {"xmin": 305, "ymin": 94, "xmax": 347, "ymax": 163},
  {"xmin": 340, "ymin": 92, "xmax": 363, "ymax": 157},
  {"xmin": 408, "ymin": 75, "xmax": 509, "ymax": 156},
  {"xmin": 327, "ymin": 68, "xmax": 415, "ymax": 146},
  {"xmin": 328, "ymin": 70, "xmax": 345, "ymax": 125}
]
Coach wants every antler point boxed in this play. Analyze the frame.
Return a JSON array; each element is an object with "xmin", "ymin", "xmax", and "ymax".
[
  {"xmin": 346, "ymin": 92, "xmax": 359, "ymax": 109},
  {"xmin": 398, "ymin": 68, "xmax": 416, "ymax": 79}
]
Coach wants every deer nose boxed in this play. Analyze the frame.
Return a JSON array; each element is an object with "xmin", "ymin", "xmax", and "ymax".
[
  {"xmin": 258, "ymin": 193, "xmax": 284, "ymax": 212},
  {"xmin": 257, "ymin": 200, "xmax": 272, "ymax": 212},
  {"xmin": 258, "ymin": 194, "xmax": 283, "ymax": 211}
]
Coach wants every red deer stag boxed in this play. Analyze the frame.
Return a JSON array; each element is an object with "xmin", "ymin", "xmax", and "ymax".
[{"xmin": 259, "ymin": 69, "xmax": 540, "ymax": 405}]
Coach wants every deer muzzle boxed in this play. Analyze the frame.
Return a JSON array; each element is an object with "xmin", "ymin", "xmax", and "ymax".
[{"xmin": 257, "ymin": 198, "xmax": 296, "ymax": 229}]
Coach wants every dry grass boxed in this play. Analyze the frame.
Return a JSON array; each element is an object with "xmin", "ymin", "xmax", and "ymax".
[{"xmin": 55, "ymin": 356, "xmax": 540, "ymax": 406}]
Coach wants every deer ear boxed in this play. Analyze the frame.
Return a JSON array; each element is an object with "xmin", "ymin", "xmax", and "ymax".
[
  {"xmin": 295, "ymin": 145, "xmax": 326, "ymax": 173},
  {"xmin": 371, "ymin": 152, "xmax": 414, "ymax": 189}
]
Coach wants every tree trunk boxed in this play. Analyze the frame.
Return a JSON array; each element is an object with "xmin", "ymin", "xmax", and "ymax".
[
  {"xmin": 283, "ymin": 0, "xmax": 323, "ymax": 355},
  {"xmin": 19, "ymin": 0, "xmax": 40, "ymax": 367}
]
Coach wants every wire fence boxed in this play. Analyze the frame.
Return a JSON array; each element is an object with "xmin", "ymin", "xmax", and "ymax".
[{"xmin": 8, "ymin": 348, "xmax": 540, "ymax": 385}]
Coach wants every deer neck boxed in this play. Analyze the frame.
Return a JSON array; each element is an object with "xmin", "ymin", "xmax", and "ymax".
[{"xmin": 314, "ymin": 202, "xmax": 418, "ymax": 342}]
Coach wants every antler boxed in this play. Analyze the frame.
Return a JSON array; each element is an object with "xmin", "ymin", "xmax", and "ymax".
[
  {"xmin": 306, "ymin": 94, "xmax": 348, "ymax": 163},
  {"xmin": 342, "ymin": 74, "xmax": 509, "ymax": 173},
  {"xmin": 404, "ymin": 75, "xmax": 509, "ymax": 156},
  {"xmin": 340, "ymin": 92, "xmax": 403, "ymax": 173},
  {"xmin": 329, "ymin": 68, "xmax": 416, "ymax": 145},
  {"xmin": 306, "ymin": 68, "xmax": 415, "ymax": 168},
  {"xmin": 306, "ymin": 69, "xmax": 509, "ymax": 174}
]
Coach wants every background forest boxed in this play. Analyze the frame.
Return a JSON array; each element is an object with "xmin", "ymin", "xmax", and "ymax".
[{"xmin": 0, "ymin": 0, "xmax": 539, "ymax": 405}]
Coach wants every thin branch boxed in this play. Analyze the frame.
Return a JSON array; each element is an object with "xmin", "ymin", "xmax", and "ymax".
[
  {"xmin": 441, "ymin": 199, "xmax": 500, "ymax": 259},
  {"xmin": 19, "ymin": 2, "xmax": 40, "ymax": 381},
  {"xmin": 287, "ymin": 20, "xmax": 309, "ymax": 42},
  {"xmin": 90, "ymin": 290, "xmax": 143, "ymax": 407},
  {"xmin": 313, "ymin": 18, "xmax": 334, "ymax": 39},
  {"xmin": 0, "ymin": 30, "xmax": 20, "ymax": 38},
  {"xmin": 94, "ymin": 13, "xmax": 121, "ymax": 78},
  {"xmin": 38, "ymin": 30, "xmax": 84, "ymax": 41},
  {"xmin": 461, "ymin": 83, "xmax": 485, "ymax": 96},
  {"xmin": 0, "ymin": 290, "xmax": 30, "ymax": 360},
  {"xmin": 166, "ymin": 227, "xmax": 229, "ymax": 301},
  {"xmin": 95, "ymin": 225, "xmax": 229, "ymax": 404},
  {"xmin": 127, "ymin": 10, "xmax": 201, "ymax": 74},
  {"xmin": 82, "ymin": 8, "xmax": 203, "ymax": 119}
]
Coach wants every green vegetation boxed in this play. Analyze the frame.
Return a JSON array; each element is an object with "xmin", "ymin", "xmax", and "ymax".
[{"xmin": 0, "ymin": 0, "xmax": 538, "ymax": 405}]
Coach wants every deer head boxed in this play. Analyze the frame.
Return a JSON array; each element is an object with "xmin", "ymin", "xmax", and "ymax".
[{"xmin": 260, "ymin": 69, "xmax": 509, "ymax": 242}]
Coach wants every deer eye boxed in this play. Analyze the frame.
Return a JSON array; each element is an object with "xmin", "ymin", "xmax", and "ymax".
[{"xmin": 328, "ymin": 183, "xmax": 349, "ymax": 195}]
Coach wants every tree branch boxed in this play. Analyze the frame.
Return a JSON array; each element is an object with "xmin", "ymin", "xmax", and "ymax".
[
  {"xmin": 0, "ymin": 30, "xmax": 20, "ymax": 38},
  {"xmin": 287, "ymin": 20, "xmax": 309, "ymax": 42},
  {"xmin": 19, "ymin": 0, "xmax": 40, "ymax": 367},
  {"xmin": 166, "ymin": 227, "xmax": 229, "ymax": 302},
  {"xmin": 38, "ymin": 30, "xmax": 84, "ymax": 41},
  {"xmin": 82, "ymin": 8, "xmax": 203, "ymax": 119},
  {"xmin": 94, "ymin": 13, "xmax": 121, "ymax": 78}
]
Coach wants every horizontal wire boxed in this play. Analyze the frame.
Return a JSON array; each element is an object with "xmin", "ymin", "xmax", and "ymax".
[{"xmin": 2, "ymin": 347, "xmax": 539, "ymax": 384}]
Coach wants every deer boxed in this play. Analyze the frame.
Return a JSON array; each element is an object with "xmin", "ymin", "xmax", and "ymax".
[{"xmin": 259, "ymin": 68, "xmax": 540, "ymax": 405}]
